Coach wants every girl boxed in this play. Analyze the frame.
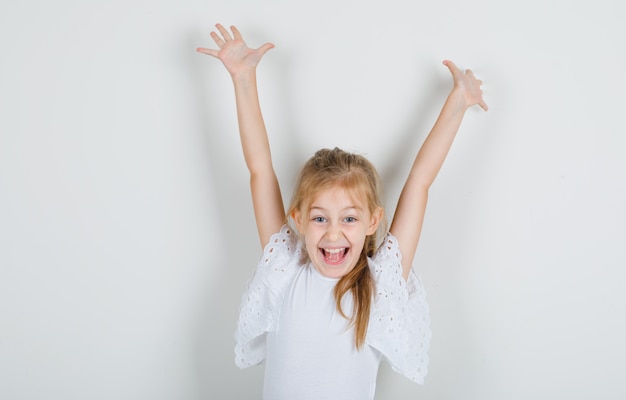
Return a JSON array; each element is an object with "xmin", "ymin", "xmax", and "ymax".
[{"xmin": 197, "ymin": 24, "xmax": 487, "ymax": 400}]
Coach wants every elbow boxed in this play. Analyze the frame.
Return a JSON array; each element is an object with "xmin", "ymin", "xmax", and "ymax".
[{"xmin": 406, "ymin": 173, "xmax": 433, "ymax": 193}]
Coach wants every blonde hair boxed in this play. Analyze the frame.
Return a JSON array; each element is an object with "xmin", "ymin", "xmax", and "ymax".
[{"xmin": 288, "ymin": 147, "xmax": 386, "ymax": 349}]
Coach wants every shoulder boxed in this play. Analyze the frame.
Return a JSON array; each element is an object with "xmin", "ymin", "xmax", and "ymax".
[
  {"xmin": 249, "ymin": 224, "xmax": 303, "ymax": 290},
  {"xmin": 369, "ymin": 233, "xmax": 403, "ymax": 281},
  {"xmin": 259, "ymin": 224, "xmax": 302, "ymax": 267},
  {"xmin": 368, "ymin": 232, "xmax": 407, "ymax": 304}
]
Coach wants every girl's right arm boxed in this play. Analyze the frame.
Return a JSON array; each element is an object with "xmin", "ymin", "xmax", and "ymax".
[{"xmin": 197, "ymin": 24, "xmax": 285, "ymax": 247}]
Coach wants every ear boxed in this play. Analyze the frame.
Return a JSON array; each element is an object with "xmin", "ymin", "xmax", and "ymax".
[
  {"xmin": 366, "ymin": 207, "xmax": 384, "ymax": 235},
  {"xmin": 291, "ymin": 209, "xmax": 305, "ymax": 234}
]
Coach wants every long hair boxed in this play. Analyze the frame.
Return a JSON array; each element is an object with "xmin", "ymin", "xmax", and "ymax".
[{"xmin": 287, "ymin": 147, "xmax": 386, "ymax": 349}]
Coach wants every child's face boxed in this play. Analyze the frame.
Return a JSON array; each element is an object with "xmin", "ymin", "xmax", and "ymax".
[{"xmin": 293, "ymin": 186, "xmax": 382, "ymax": 279}]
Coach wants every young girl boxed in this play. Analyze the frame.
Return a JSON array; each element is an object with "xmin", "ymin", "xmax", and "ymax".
[{"xmin": 197, "ymin": 24, "xmax": 487, "ymax": 400}]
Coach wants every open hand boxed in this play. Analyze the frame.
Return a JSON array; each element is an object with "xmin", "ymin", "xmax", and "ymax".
[
  {"xmin": 197, "ymin": 24, "xmax": 274, "ymax": 78},
  {"xmin": 443, "ymin": 60, "xmax": 488, "ymax": 111}
]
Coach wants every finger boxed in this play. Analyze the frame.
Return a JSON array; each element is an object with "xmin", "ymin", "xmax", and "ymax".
[
  {"xmin": 479, "ymin": 100, "xmax": 489, "ymax": 111},
  {"xmin": 442, "ymin": 59, "xmax": 460, "ymax": 75},
  {"xmin": 231, "ymin": 25, "xmax": 242, "ymax": 40},
  {"xmin": 215, "ymin": 23, "xmax": 232, "ymax": 42},
  {"xmin": 196, "ymin": 47, "xmax": 219, "ymax": 58},
  {"xmin": 257, "ymin": 42, "xmax": 275, "ymax": 56},
  {"xmin": 210, "ymin": 31, "xmax": 225, "ymax": 48}
]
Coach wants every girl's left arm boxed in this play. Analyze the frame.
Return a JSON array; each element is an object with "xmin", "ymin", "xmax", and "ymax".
[{"xmin": 389, "ymin": 60, "xmax": 487, "ymax": 281}]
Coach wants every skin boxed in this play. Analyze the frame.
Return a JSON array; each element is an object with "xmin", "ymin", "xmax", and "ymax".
[
  {"xmin": 198, "ymin": 24, "xmax": 487, "ymax": 281},
  {"xmin": 292, "ymin": 186, "xmax": 383, "ymax": 278}
]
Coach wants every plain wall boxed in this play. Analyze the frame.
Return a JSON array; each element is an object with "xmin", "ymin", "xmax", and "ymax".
[{"xmin": 1, "ymin": 0, "xmax": 625, "ymax": 399}]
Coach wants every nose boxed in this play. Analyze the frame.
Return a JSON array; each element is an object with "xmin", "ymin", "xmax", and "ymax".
[{"xmin": 326, "ymin": 222, "xmax": 341, "ymax": 242}]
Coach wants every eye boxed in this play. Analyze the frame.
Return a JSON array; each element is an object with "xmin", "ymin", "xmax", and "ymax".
[
  {"xmin": 312, "ymin": 216, "xmax": 327, "ymax": 223},
  {"xmin": 344, "ymin": 216, "xmax": 357, "ymax": 223}
]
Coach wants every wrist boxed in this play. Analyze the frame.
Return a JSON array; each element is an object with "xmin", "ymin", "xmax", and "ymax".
[
  {"xmin": 447, "ymin": 88, "xmax": 469, "ymax": 112},
  {"xmin": 231, "ymin": 70, "xmax": 257, "ymax": 88}
]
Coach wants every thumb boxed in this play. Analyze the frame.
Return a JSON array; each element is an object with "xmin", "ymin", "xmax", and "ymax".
[
  {"xmin": 196, "ymin": 47, "xmax": 219, "ymax": 58},
  {"xmin": 257, "ymin": 42, "xmax": 275, "ymax": 56},
  {"xmin": 442, "ymin": 59, "xmax": 461, "ymax": 76}
]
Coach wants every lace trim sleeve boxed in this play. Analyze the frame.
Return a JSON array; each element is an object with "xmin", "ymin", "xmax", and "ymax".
[
  {"xmin": 234, "ymin": 225, "xmax": 301, "ymax": 368},
  {"xmin": 366, "ymin": 233, "xmax": 432, "ymax": 384}
]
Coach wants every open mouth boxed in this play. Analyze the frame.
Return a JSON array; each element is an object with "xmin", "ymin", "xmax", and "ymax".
[{"xmin": 321, "ymin": 247, "xmax": 349, "ymax": 265}]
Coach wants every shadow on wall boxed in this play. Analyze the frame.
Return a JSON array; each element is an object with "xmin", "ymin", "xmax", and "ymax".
[
  {"xmin": 183, "ymin": 27, "xmax": 304, "ymax": 399},
  {"xmin": 185, "ymin": 34, "xmax": 262, "ymax": 399},
  {"xmin": 375, "ymin": 67, "xmax": 502, "ymax": 397}
]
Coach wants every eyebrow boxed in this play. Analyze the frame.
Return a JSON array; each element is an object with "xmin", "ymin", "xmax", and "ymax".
[{"xmin": 309, "ymin": 205, "xmax": 363, "ymax": 212}]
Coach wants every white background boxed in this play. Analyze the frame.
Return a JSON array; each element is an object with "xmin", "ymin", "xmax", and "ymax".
[{"xmin": 1, "ymin": 0, "xmax": 625, "ymax": 399}]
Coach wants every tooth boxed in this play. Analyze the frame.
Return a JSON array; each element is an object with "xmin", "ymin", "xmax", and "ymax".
[{"xmin": 325, "ymin": 248, "xmax": 345, "ymax": 254}]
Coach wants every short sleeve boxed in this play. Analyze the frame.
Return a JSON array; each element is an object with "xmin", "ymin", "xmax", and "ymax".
[
  {"xmin": 234, "ymin": 225, "xmax": 301, "ymax": 368},
  {"xmin": 366, "ymin": 233, "xmax": 432, "ymax": 384}
]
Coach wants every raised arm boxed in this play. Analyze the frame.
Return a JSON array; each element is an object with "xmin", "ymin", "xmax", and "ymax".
[
  {"xmin": 197, "ymin": 24, "xmax": 285, "ymax": 247},
  {"xmin": 390, "ymin": 60, "xmax": 487, "ymax": 280}
]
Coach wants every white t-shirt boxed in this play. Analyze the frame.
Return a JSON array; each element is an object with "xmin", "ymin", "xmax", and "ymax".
[
  {"xmin": 234, "ymin": 225, "xmax": 431, "ymax": 399},
  {"xmin": 264, "ymin": 262, "xmax": 380, "ymax": 400}
]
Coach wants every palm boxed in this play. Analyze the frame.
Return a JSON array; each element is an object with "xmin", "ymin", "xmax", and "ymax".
[
  {"xmin": 217, "ymin": 39, "xmax": 265, "ymax": 76},
  {"xmin": 197, "ymin": 24, "xmax": 274, "ymax": 78},
  {"xmin": 443, "ymin": 60, "xmax": 488, "ymax": 111}
]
